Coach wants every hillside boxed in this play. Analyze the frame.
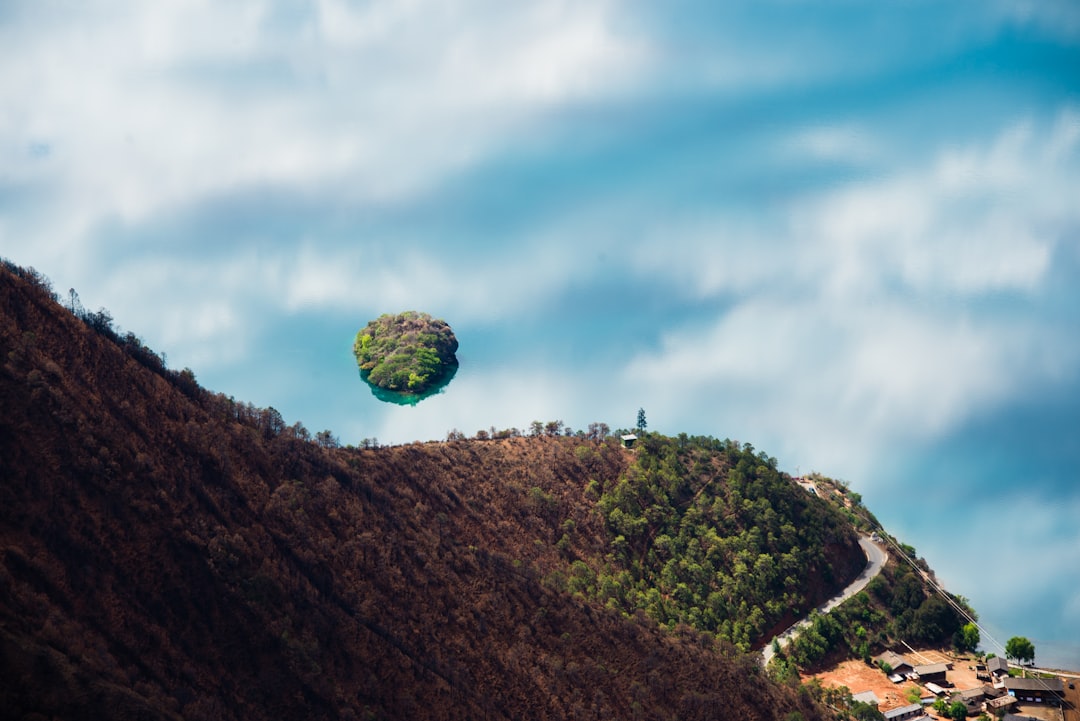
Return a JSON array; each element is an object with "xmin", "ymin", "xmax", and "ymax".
[{"xmin": 1, "ymin": 260, "xmax": 861, "ymax": 720}]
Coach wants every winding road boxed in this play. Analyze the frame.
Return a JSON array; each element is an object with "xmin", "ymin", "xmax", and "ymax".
[{"xmin": 761, "ymin": 535, "xmax": 888, "ymax": 666}]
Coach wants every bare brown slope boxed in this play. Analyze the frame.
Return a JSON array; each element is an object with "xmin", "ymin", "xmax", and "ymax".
[{"xmin": 0, "ymin": 264, "xmax": 827, "ymax": 721}]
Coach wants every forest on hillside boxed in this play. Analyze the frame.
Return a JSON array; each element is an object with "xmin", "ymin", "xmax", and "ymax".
[
  {"xmin": 0, "ymin": 259, "xmax": 969, "ymax": 720},
  {"xmin": 766, "ymin": 477, "xmax": 976, "ymax": 683},
  {"xmin": 583, "ymin": 433, "xmax": 863, "ymax": 650}
]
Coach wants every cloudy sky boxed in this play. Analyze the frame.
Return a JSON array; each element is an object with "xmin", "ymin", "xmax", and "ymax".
[{"xmin": 3, "ymin": 1, "xmax": 1079, "ymax": 668}]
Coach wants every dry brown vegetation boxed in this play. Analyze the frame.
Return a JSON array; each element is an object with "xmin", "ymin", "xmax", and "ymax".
[{"xmin": 1, "ymin": 261, "xmax": 842, "ymax": 720}]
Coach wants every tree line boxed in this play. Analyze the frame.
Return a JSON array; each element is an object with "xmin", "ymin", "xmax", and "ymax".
[{"xmin": 448, "ymin": 421, "xmax": 613, "ymax": 442}]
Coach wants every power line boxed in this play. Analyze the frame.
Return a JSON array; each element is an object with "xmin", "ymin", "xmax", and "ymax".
[
  {"xmin": 845, "ymin": 503, "xmax": 1068, "ymax": 699},
  {"xmin": 863, "ymin": 518, "xmax": 991, "ymax": 648}
]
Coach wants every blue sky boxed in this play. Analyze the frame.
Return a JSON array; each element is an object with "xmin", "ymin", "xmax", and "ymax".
[{"xmin": 3, "ymin": 0, "xmax": 1079, "ymax": 668}]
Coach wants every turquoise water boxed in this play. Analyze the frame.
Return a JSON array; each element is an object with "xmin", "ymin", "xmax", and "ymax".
[{"xmin": 360, "ymin": 363, "xmax": 459, "ymax": 406}]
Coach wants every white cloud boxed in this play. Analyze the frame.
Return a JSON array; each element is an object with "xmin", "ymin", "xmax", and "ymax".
[
  {"xmin": 81, "ymin": 226, "xmax": 597, "ymax": 382},
  {"xmin": 0, "ymin": 0, "xmax": 644, "ymax": 264},
  {"xmin": 622, "ymin": 296, "xmax": 1036, "ymax": 479},
  {"xmin": 629, "ymin": 110, "xmax": 1080, "ymax": 306},
  {"xmin": 785, "ymin": 123, "xmax": 881, "ymax": 165},
  {"xmin": 93, "ymin": 254, "xmax": 260, "ymax": 370},
  {"xmin": 796, "ymin": 114, "xmax": 1080, "ymax": 298},
  {"xmin": 621, "ymin": 109, "xmax": 1080, "ymax": 479},
  {"xmin": 626, "ymin": 217, "xmax": 798, "ymax": 299},
  {"xmin": 0, "ymin": 0, "xmax": 652, "ymax": 382},
  {"xmin": 279, "ymin": 232, "xmax": 596, "ymax": 324}
]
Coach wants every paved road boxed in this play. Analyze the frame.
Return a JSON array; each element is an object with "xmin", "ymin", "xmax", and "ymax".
[
  {"xmin": 761, "ymin": 535, "xmax": 888, "ymax": 666},
  {"xmin": 1008, "ymin": 662, "xmax": 1080, "ymax": 679}
]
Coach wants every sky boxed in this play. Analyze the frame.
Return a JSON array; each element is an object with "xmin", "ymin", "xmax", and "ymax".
[{"xmin": 2, "ymin": 0, "xmax": 1079, "ymax": 669}]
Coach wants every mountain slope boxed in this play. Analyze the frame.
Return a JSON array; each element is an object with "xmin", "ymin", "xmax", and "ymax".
[{"xmin": 1, "ymin": 261, "xmax": 846, "ymax": 720}]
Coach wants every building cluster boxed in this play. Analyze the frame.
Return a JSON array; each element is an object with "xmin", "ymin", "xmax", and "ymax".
[{"xmin": 861, "ymin": 650, "xmax": 1067, "ymax": 719}]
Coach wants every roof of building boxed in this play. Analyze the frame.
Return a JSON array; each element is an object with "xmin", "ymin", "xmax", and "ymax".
[
  {"xmin": 988, "ymin": 657, "xmax": 1009, "ymax": 673},
  {"xmin": 924, "ymin": 682, "xmax": 946, "ymax": 695},
  {"xmin": 956, "ymin": 687, "xmax": 986, "ymax": 700},
  {"xmin": 875, "ymin": 650, "xmax": 911, "ymax": 669},
  {"xmin": 852, "ymin": 691, "xmax": 881, "ymax": 706},
  {"xmin": 883, "ymin": 704, "xmax": 923, "ymax": 719},
  {"xmin": 1004, "ymin": 677, "xmax": 1064, "ymax": 693},
  {"xmin": 913, "ymin": 662, "xmax": 949, "ymax": 675},
  {"xmin": 987, "ymin": 695, "xmax": 1018, "ymax": 709}
]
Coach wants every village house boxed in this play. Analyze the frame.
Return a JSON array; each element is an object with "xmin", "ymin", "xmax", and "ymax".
[
  {"xmin": 882, "ymin": 703, "xmax": 926, "ymax": 721},
  {"xmin": 874, "ymin": 650, "xmax": 914, "ymax": 677},
  {"xmin": 952, "ymin": 687, "xmax": 986, "ymax": 715},
  {"xmin": 987, "ymin": 656, "xmax": 1010, "ymax": 680},
  {"xmin": 984, "ymin": 694, "xmax": 1018, "ymax": 715},
  {"xmin": 912, "ymin": 662, "xmax": 950, "ymax": 684},
  {"xmin": 1003, "ymin": 676, "xmax": 1065, "ymax": 703},
  {"xmin": 868, "ymin": 647, "xmax": 1067, "ymax": 721},
  {"xmin": 923, "ymin": 682, "xmax": 947, "ymax": 697}
]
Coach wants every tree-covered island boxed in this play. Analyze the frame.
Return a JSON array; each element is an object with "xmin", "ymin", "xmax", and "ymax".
[{"xmin": 353, "ymin": 311, "xmax": 459, "ymax": 394}]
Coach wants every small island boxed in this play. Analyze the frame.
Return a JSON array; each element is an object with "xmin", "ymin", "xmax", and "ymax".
[{"xmin": 353, "ymin": 311, "xmax": 459, "ymax": 396}]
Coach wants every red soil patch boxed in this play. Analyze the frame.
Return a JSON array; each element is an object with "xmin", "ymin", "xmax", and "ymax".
[{"xmin": 804, "ymin": 659, "xmax": 923, "ymax": 711}]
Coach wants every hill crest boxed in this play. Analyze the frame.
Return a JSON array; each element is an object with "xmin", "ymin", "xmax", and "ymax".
[{"xmin": 0, "ymin": 259, "xmax": 872, "ymax": 720}]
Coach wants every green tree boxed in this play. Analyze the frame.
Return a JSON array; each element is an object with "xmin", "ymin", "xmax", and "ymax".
[
  {"xmin": 591, "ymin": 433, "xmax": 865, "ymax": 652},
  {"xmin": 947, "ymin": 700, "xmax": 968, "ymax": 721},
  {"xmin": 1005, "ymin": 636, "xmax": 1035, "ymax": 665},
  {"xmin": 636, "ymin": 407, "xmax": 647, "ymax": 432},
  {"xmin": 891, "ymin": 573, "xmax": 925, "ymax": 613},
  {"xmin": 850, "ymin": 701, "xmax": 884, "ymax": 721},
  {"xmin": 954, "ymin": 622, "xmax": 980, "ymax": 653},
  {"xmin": 910, "ymin": 595, "xmax": 958, "ymax": 642}
]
